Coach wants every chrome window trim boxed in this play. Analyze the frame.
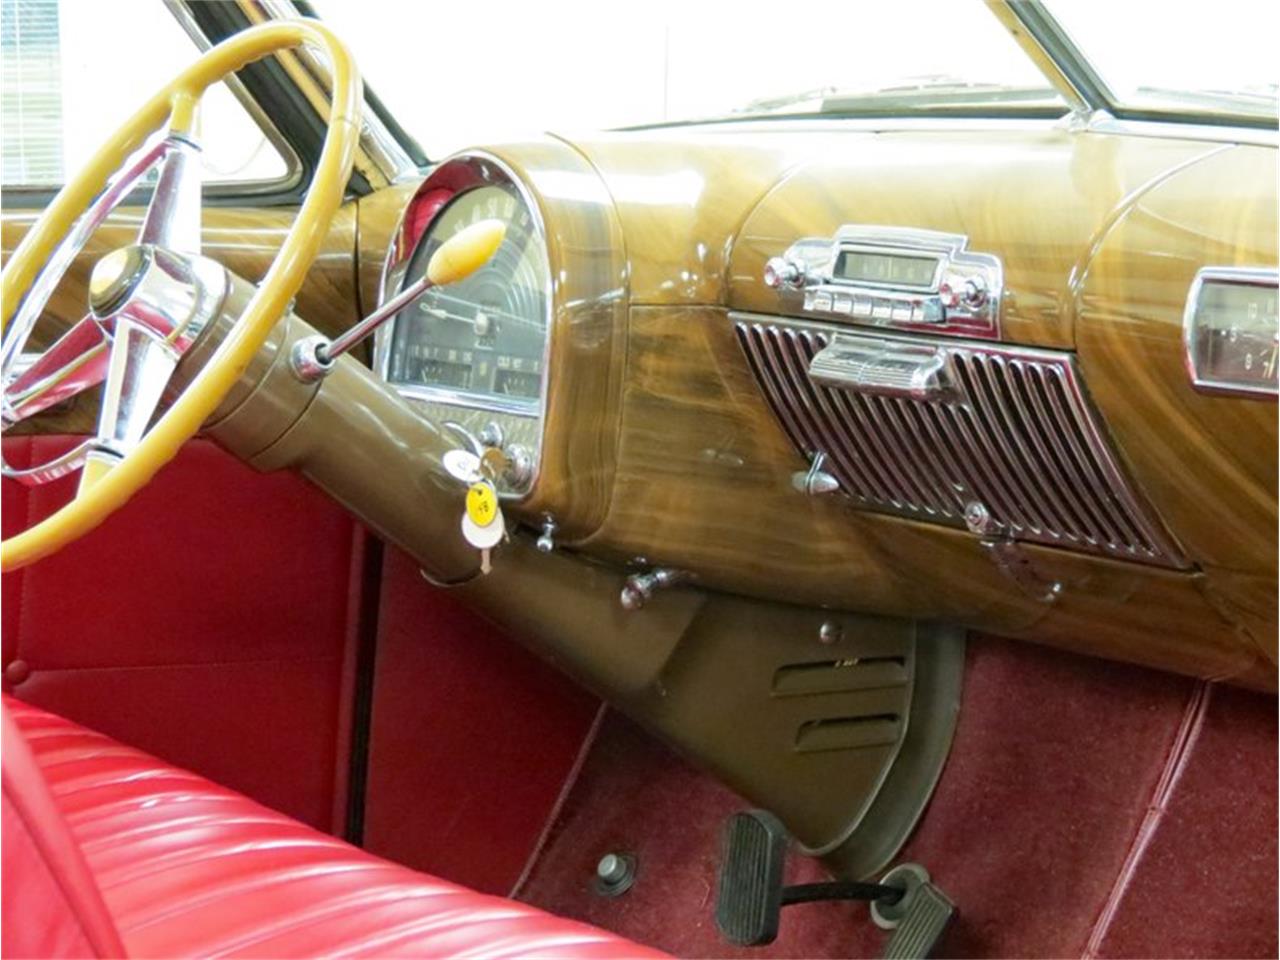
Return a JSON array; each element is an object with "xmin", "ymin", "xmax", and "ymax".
[
  {"xmin": 246, "ymin": 0, "xmax": 419, "ymax": 186},
  {"xmin": 1182, "ymin": 266, "xmax": 1280, "ymax": 399},
  {"xmin": 1077, "ymin": 111, "xmax": 1279, "ymax": 148},
  {"xmin": 988, "ymin": 0, "xmax": 1112, "ymax": 117},
  {"xmin": 992, "ymin": 0, "xmax": 1276, "ymax": 132}
]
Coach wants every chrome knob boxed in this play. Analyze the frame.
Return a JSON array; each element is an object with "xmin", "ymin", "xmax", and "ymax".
[
  {"xmin": 619, "ymin": 567, "xmax": 685, "ymax": 611},
  {"xmin": 960, "ymin": 275, "xmax": 988, "ymax": 307},
  {"xmin": 963, "ymin": 500, "xmax": 996, "ymax": 536},
  {"xmin": 939, "ymin": 275, "xmax": 987, "ymax": 310},
  {"xmin": 791, "ymin": 452, "xmax": 840, "ymax": 496},
  {"xmin": 478, "ymin": 420, "xmax": 504, "ymax": 449},
  {"xmin": 502, "ymin": 443, "xmax": 533, "ymax": 488},
  {"xmin": 619, "ymin": 578, "xmax": 650, "ymax": 611},
  {"xmin": 764, "ymin": 256, "xmax": 805, "ymax": 290},
  {"xmin": 535, "ymin": 515, "xmax": 557, "ymax": 553}
]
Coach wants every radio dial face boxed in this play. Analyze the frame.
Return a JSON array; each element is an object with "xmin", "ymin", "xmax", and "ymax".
[{"xmin": 766, "ymin": 225, "xmax": 1003, "ymax": 339}]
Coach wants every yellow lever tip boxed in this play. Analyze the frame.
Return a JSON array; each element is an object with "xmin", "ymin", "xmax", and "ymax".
[{"xmin": 426, "ymin": 218, "xmax": 507, "ymax": 286}]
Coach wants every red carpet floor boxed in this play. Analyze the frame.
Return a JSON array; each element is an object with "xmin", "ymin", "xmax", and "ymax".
[{"xmin": 517, "ymin": 636, "xmax": 1277, "ymax": 958}]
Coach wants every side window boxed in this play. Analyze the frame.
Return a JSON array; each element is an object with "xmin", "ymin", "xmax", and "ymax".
[{"xmin": 1, "ymin": 0, "xmax": 291, "ymax": 190}]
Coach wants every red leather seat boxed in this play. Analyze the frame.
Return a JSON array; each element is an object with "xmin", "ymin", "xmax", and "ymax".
[{"xmin": 1, "ymin": 695, "xmax": 664, "ymax": 959}]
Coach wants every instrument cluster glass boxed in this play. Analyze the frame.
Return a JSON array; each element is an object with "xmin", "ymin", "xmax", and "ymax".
[
  {"xmin": 386, "ymin": 183, "xmax": 550, "ymax": 413},
  {"xmin": 1184, "ymin": 269, "xmax": 1278, "ymax": 397}
]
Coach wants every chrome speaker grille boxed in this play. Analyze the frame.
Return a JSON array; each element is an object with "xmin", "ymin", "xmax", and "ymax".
[{"xmin": 733, "ymin": 314, "xmax": 1187, "ymax": 568}]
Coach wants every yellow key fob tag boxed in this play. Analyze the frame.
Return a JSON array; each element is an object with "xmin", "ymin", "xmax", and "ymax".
[
  {"xmin": 466, "ymin": 482, "xmax": 498, "ymax": 527},
  {"xmin": 462, "ymin": 480, "xmax": 504, "ymax": 569}
]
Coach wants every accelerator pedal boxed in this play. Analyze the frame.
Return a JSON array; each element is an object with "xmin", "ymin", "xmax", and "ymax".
[
  {"xmin": 872, "ymin": 863, "xmax": 956, "ymax": 959},
  {"xmin": 715, "ymin": 811, "xmax": 954, "ymax": 958}
]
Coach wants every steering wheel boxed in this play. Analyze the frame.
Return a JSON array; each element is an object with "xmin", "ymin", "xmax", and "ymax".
[{"xmin": 0, "ymin": 21, "xmax": 361, "ymax": 572}]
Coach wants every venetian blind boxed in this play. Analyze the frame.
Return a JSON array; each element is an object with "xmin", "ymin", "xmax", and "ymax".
[
  {"xmin": 0, "ymin": 0, "xmax": 290, "ymax": 190},
  {"xmin": 1, "ymin": 0, "xmax": 63, "ymax": 185}
]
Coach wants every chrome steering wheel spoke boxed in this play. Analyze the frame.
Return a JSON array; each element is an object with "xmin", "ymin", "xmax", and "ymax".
[
  {"xmin": 89, "ymin": 317, "xmax": 180, "ymax": 468},
  {"xmin": 0, "ymin": 136, "xmax": 168, "ymax": 385},
  {"xmin": 1, "ymin": 315, "xmax": 111, "ymax": 429},
  {"xmin": 137, "ymin": 133, "xmax": 203, "ymax": 257},
  {"xmin": 2, "ymin": 117, "xmax": 207, "ymax": 488}
]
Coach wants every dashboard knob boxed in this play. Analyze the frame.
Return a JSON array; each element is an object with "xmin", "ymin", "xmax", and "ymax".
[
  {"xmin": 619, "ymin": 567, "xmax": 686, "ymax": 611},
  {"xmin": 502, "ymin": 443, "xmax": 534, "ymax": 489},
  {"xmin": 425, "ymin": 218, "xmax": 506, "ymax": 285},
  {"xmin": 764, "ymin": 256, "xmax": 806, "ymax": 290},
  {"xmin": 535, "ymin": 515, "xmax": 557, "ymax": 553},
  {"xmin": 939, "ymin": 275, "xmax": 988, "ymax": 310}
]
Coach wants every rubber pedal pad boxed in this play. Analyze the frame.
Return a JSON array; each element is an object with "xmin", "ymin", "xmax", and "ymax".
[{"xmin": 715, "ymin": 809, "xmax": 789, "ymax": 946}]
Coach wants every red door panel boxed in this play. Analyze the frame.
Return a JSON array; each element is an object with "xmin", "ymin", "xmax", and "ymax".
[{"xmin": 2, "ymin": 435, "xmax": 364, "ymax": 833}]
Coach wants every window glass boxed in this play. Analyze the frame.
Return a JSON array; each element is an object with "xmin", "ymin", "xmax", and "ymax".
[
  {"xmin": 1044, "ymin": 0, "xmax": 1277, "ymax": 122},
  {"xmin": 1, "ymin": 0, "xmax": 290, "ymax": 188},
  {"xmin": 311, "ymin": 0, "xmax": 1062, "ymax": 160}
]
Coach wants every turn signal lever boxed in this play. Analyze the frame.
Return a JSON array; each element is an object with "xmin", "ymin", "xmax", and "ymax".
[{"xmin": 290, "ymin": 218, "xmax": 507, "ymax": 382}]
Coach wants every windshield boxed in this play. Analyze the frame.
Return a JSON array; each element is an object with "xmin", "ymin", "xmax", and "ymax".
[
  {"xmin": 312, "ymin": 0, "xmax": 1061, "ymax": 158},
  {"xmin": 313, "ymin": 0, "xmax": 1276, "ymax": 159},
  {"xmin": 1044, "ymin": 0, "xmax": 1277, "ymax": 122}
]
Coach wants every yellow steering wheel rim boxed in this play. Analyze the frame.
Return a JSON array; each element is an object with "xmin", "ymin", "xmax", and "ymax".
[{"xmin": 0, "ymin": 20, "xmax": 361, "ymax": 572}]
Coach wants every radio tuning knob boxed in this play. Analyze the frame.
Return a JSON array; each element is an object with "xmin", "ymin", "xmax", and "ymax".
[
  {"xmin": 939, "ymin": 275, "xmax": 988, "ymax": 309},
  {"xmin": 962, "ymin": 276, "xmax": 989, "ymax": 307},
  {"xmin": 764, "ymin": 256, "xmax": 806, "ymax": 290}
]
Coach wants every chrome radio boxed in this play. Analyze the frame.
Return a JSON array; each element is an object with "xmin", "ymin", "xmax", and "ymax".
[{"xmin": 763, "ymin": 225, "xmax": 1003, "ymax": 339}]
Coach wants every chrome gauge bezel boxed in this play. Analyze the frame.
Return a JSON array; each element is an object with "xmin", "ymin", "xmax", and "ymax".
[
  {"xmin": 1182, "ymin": 266, "xmax": 1279, "ymax": 399},
  {"xmin": 373, "ymin": 151, "xmax": 554, "ymax": 496}
]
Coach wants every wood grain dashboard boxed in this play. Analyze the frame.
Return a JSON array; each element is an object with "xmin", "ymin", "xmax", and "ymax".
[
  {"xmin": 3, "ymin": 121, "xmax": 1274, "ymax": 690},
  {"xmin": 356, "ymin": 126, "xmax": 1277, "ymax": 688}
]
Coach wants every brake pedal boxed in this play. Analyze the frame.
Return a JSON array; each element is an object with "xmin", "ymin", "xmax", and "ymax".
[
  {"xmin": 715, "ymin": 810, "xmax": 954, "ymax": 957},
  {"xmin": 715, "ymin": 810, "xmax": 788, "ymax": 945}
]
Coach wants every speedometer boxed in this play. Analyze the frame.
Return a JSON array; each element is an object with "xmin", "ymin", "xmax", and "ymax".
[
  {"xmin": 375, "ymin": 144, "xmax": 626, "ymax": 512},
  {"xmin": 386, "ymin": 181, "xmax": 550, "ymax": 413}
]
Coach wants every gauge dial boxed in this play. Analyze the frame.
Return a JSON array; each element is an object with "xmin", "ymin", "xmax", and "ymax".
[
  {"xmin": 387, "ymin": 183, "xmax": 549, "ymax": 412},
  {"xmin": 1185, "ymin": 269, "xmax": 1279, "ymax": 398}
]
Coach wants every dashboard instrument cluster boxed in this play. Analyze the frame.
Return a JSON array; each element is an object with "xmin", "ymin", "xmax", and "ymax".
[
  {"xmin": 376, "ymin": 154, "xmax": 553, "ymax": 495},
  {"xmin": 355, "ymin": 129, "xmax": 1275, "ymax": 690},
  {"xmin": 1183, "ymin": 267, "xmax": 1279, "ymax": 398}
]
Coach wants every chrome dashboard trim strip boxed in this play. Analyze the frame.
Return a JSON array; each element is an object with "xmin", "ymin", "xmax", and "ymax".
[{"xmin": 731, "ymin": 311, "xmax": 1189, "ymax": 568}]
